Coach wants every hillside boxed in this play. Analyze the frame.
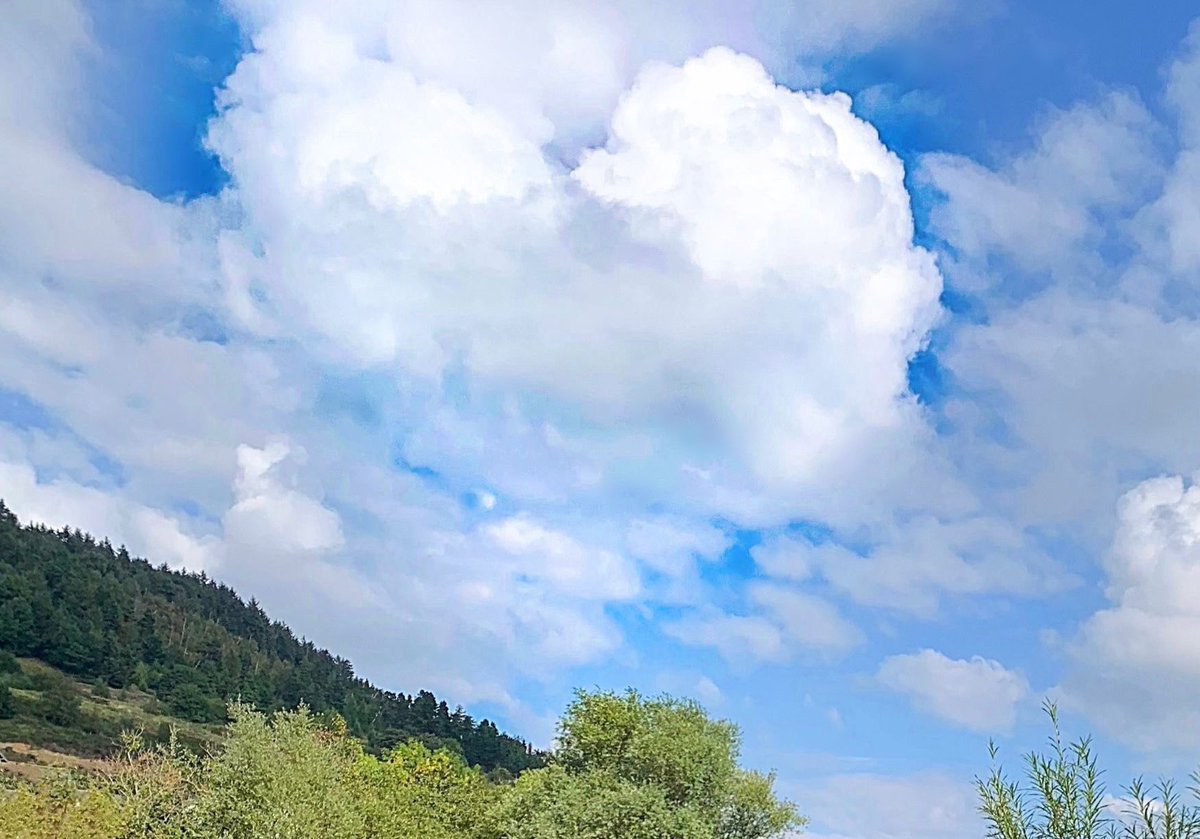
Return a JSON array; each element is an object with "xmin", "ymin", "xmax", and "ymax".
[{"xmin": 0, "ymin": 500, "xmax": 541, "ymax": 774}]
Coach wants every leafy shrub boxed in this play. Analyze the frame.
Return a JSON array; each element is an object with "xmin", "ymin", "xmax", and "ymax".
[
  {"xmin": 0, "ymin": 651, "xmax": 19, "ymax": 675},
  {"xmin": 979, "ymin": 701, "xmax": 1200, "ymax": 839}
]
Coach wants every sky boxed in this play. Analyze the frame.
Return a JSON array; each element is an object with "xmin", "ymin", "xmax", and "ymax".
[{"xmin": 2, "ymin": 1, "xmax": 1200, "ymax": 836}]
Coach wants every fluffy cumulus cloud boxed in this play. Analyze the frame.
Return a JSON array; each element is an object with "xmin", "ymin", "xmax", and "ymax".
[
  {"xmin": 877, "ymin": 649, "xmax": 1029, "ymax": 732},
  {"xmin": 0, "ymin": 0, "xmax": 969, "ymax": 702},
  {"xmin": 1059, "ymin": 475, "xmax": 1200, "ymax": 751},
  {"xmin": 209, "ymin": 17, "xmax": 945, "ymax": 526}
]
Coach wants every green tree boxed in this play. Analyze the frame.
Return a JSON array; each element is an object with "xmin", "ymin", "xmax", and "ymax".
[
  {"xmin": 0, "ymin": 683, "xmax": 14, "ymax": 719},
  {"xmin": 37, "ymin": 678, "xmax": 82, "ymax": 727},
  {"xmin": 178, "ymin": 705, "xmax": 364, "ymax": 838},
  {"xmin": 495, "ymin": 688, "xmax": 802, "ymax": 839},
  {"xmin": 0, "ymin": 648, "xmax": 20, "ymax": 674},
  {"xmin": 354, "ymin": 739, "xmax": 498, "ymax": 839}
]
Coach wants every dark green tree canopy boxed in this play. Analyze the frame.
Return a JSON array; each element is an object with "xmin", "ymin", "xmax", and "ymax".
[{"xmin": 0, "ymin": 500, "xmax": 540, "ymax": 773}]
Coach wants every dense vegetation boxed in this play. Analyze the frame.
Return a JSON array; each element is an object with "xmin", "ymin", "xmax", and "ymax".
[
  {"xmin": 0, "ymin": 501, "xmax": 539, "ymax": 773},
  {"xmin": 0, "ymin": 689, "xmax": 802, "ymax": 839},
  {"xmin": 979, "ymin": 701, "xmax": 1200, "ymax": 839}
]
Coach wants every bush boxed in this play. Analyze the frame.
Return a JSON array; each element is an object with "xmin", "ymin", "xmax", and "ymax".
[
  {"xmin": 978, "ymin": 700, "xmax": 1200, "ymax": 839},
  {"xmin": 0, "ymin": 650, "xmax": 20, "ymax": 675},
  {"xmin": 36, "ymin": 683, "xmax": 82, "ymax": 727}
]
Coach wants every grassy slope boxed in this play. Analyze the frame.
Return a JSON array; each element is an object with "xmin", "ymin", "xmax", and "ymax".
[{"xmin": 0, "ymin": 658, "xmax": 221, "ymax": 765}]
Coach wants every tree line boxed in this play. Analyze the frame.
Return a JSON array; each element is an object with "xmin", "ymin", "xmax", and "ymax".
[{"xmin": 0, "ymin": 500, "xmax": 539, "ymax": 774}]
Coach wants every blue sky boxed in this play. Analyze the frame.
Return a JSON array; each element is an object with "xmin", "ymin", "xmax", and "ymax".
[{"xmin": 4, "ymin": 2, "xmax": 1200, "ymax": 837}]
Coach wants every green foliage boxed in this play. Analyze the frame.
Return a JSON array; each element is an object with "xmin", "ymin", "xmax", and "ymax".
[
  {"xmin": 979, "ymin": 700, "xmax": 1200, "ymax": 839},
  {"xmin": 184, "ymin": 704, "xmax": 366, "ymax": 838},
  {"xmin": 0, "ymin": 500, "xmax": 539, "ymax": 772},
  {"xmin": 353, "ymin": 739, "xmax": 499, "ymax": 838},
  {"xmin": 497, "ymin": 689, "xmax": 803, "ymax": 839},
  {"xmin": 0, "ymin": 684, "xmax": 13, "ymax": 719},
  {"xmin": 36, "ymin": 678, "xmax": 82, "ymax": 728},
  {"xmin": 0, "ymin": 689, "xmax": 802, "ymax": 839},
  {"xmin": 0, "ymin": 778, "xmax": 125, "ymax": 839},
  {"xmin": 0, "ymin": 650, "xmax": 19, "ymax": 675}
]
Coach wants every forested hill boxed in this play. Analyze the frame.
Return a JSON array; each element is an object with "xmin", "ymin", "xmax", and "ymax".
[{"xmin": 0, "ymin": 500, "xmax": 541, "ymax": 774}]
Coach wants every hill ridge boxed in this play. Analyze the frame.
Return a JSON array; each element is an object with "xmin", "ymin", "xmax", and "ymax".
[{"xmin": 0, "ymin": 499, "xmax": 541, "ymax": 774}]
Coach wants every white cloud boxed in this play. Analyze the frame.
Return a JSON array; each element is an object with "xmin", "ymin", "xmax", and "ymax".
[
  {"xmin": 932, "ymin": 28, "xmax": 1200, "ymax": 534},
  {"xmin": 484, "ymin": 514, "xmax": 640, "ymax": 601},
  {"xmin": 751, "ymin": 518, "xmax": 1071, "ymax": 617},
  {"xmin": 749, "ymin": 583, "xmax": 864, "ymax": 655},
  {"xmin": 946, "ymin": 296, "xmax": 1200, "ymax": 528},
  {"xmin": 694, "ymin": 675, "xmax": 723, "ymax": 706},
  {"xmin": 665, "ymin": 612, "xmax": 790, "ymax": 664},
  {"xmin": 573, "ymin": 47, "xmax": 942, "ymax": 496},
  {"xmin": 0, "ymin": 458, "xmax": 218, "ymax": 573},
  {"xmin": 877, "ymin": 649, "xmax": 1028, "ymax": 732},
  {"xmin": 923, "ymin": 20, "xmax": 1200, "ymax": 554},
  {"xmin": 1059, "ymin": 474, "xmax": 1200, "ymax": 751},
  {"xmin": 885, "ymin": 21, "xmax": 1200, "ymax": 756},
  {"xmin": 626, "ymin": 516, "xmax": 730, "ymax": 579},
  {"xmin": 226, "ymin": 440, "xmax": 344, "ymax": 555},
  {"xmin": 208, "ymin": 29, "xmax": 949, "ymax": 534},
  {"xmin": 794, "ymin": 771, "xmax": 983, "ymax": 839},
  {"xmin": 664, "ymin": 582, "xmax": 861, "ymax": 663},
  {"xmin": 1149, "ymin": 22, "xmax": 1200, "ymax": 278},
  {"xmin": 226, "ymin": 0, "xmax": 965, "ymax": 149},
  {"xmin": 921, "ymin": 91, "xmax": 1161, "ymax": 290}
]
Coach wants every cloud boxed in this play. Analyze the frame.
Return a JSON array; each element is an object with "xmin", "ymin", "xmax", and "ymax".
[
  {"xmin": 664, "ymin": 612, "xmax": 790, "ymax": 664},
  {"xmin": 209, "ymin": 33, "xmax": 945, "ymax": 529},
  {"xmin": 920, "ymin": 91, "xmax": 1162, "ymax": 292},
  {"xmin": 694, "ymin": 675, "xmax": 723, "ymax": 706},
  {"xmin": 794, "ymin": 771, "xmax": 982, "ymax": 839},
  {"xmin": 1059, "ymin": 474, "xmax": 1200, "ymax": 751},
  {"xmin": 484, "ymin": 514, "xmax": 640, "ymax": 601},
  {"xmin": 877, "ymin": 649, "xmax": 1028, "ymax": 732},
  {"xmin": 1145, "ymin": 21, "xmax": 1200, "ymax": 279},
  {"xmin": 750, "ymin": 518, "xmax": 1072, "ymax": 618},
  {"xmin": 664, "ymin": 582, "xmax": 862, "ymax": 663},
  {"xmin": 625, "ymin": 516, "xmax": 731, "ymax": 579},
  {"xmin": 573, "ymin": 47, "xmax": 942, "ymax": 495},
  {"xmin": 226, "ymin": 0, "xmax": 965, "ymax": 149},
  {"xmin": 0, "ymin": 458, "xmax": 218, "ymax": 573},
  {"xmin": 929, "ymin": 24, "xmax": 1200, "ymax": 539},
  {"xmin": 882, "ymin": 21, "xmax": 1200, "ymax": 755}
]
